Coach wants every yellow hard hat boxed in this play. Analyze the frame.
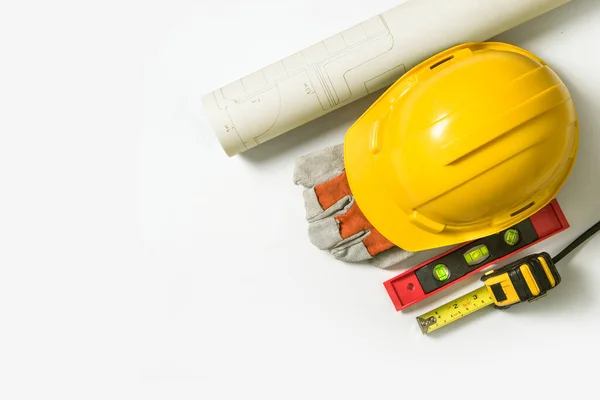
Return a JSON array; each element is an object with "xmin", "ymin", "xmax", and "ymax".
[{"xmin": 344, "ymin": 42, "xmax": 578, "ymax": 252}]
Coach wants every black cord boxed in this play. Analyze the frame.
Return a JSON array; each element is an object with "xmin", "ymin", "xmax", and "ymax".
[{"xmin": 552, "ymin": 220, "xmax": 600, "ymax": 264}]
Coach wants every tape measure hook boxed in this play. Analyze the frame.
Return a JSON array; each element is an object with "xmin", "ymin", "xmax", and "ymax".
[{"xmin": 417, "ymin": 316, "xmax": 437, "ymax": 334}]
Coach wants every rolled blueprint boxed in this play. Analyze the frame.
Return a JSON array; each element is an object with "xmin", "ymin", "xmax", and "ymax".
[{"xmin": 203, "ymin": 0, "xmax": 573, "ymax": 156}]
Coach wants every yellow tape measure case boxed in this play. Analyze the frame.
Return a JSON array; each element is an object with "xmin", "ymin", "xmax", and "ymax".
[{"xmin": 481, "ymin": 252, "xmax": 561, "ymax": 309}]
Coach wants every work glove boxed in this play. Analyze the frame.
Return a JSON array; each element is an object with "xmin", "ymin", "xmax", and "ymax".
[{"xmin": 293, "ymin": 143, "xmax": 414, "ymax": 269}]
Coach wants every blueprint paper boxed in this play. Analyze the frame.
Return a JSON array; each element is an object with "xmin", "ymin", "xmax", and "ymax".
[{"xmin": 202, "ymin": 0, "xmax": 572, "ymax": 156}]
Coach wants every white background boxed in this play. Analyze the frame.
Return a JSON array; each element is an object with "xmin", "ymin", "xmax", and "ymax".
[{"xmin": 1, "ymin": 0, "xmax": 600, "ymax": 398}]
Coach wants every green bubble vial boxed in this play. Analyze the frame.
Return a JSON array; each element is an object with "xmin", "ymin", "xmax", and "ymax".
[
  {"xmin": 464, "ymin": 245, "xmax": 490, "ymax": 266},
  {"xmin": 504, "ymin": 229, "xmax": 520, "ymax": 246},
  {"xmin": 433, "ymin": 264, "xmax": 450, "ymax": 282}
]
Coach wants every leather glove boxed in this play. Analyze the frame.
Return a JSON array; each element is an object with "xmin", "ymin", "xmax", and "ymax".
[{"xmin": 293, "ymin": 144, "xmax": 414, "ymax": 268}]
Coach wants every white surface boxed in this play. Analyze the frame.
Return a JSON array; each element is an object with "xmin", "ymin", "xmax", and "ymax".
[
  {"xmin": 203, "ymin": 0, "xmax": 572, "ymax": 156},
  {"xmin": 1, "ymin": 0, "xmax": 600, "ymax": 399}
]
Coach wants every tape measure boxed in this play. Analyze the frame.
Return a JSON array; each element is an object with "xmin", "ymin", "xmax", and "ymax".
[{"xmin": 417, "ymin": 252, "xmax": 561, "ymax": 334}]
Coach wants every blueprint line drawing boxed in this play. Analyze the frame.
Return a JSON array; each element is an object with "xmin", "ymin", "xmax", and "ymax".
[{"xmin": 202, "ymin": 0, "xmax": 572, "ymax": 156}]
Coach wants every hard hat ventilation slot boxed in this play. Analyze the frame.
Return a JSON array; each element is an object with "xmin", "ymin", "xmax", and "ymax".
[
  {"xmin": 510, "ymin": 202, "xmax": 535, "ymax": 218},
  {"xmin": 430, "ymin": 56, "xmax": 454, "ymax": 70}
]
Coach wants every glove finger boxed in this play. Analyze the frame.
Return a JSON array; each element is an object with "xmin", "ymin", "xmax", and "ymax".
[
  {"xmin": 308, "ymin": 217, "xmax": 343, "ymax": 250},
  {"xmin": 293, "ymin": 143, "xmax": 344, "ymax": 188},
  {"xmin": 304, "ymin": 189, "xmax": 352, "ymax": 222},
  {"xmin": 370, "ymin": 246, "xmax": 415, "ymax": 269},
  {"xmin": 303, "ymin": 188, "xmax": 325, "ymax": 221},
  {"xmin": 330, "ymin": 231, "xmax": 372, "ymax": 263},
  {"xmin": 335, "ymin": 202, "xmax": 395, "ymax": 256},
  {"xmin": 307, "ymin": 196, "xmax": 354, "ymax": 249}
]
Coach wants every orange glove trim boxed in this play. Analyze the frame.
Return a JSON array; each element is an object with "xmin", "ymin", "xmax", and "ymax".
[{"xmin": 314, "ymin": 171, "xmax": 352, "ymax": 210}]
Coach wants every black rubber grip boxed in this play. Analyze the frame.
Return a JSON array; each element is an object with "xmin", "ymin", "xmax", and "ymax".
[
  {"xmin": 509, "ymin": 267, "xmax": 533, "ymax": 302},
  {"xmin": 528, "ymin": 258, "xmax": 552, "ymax": 293}
]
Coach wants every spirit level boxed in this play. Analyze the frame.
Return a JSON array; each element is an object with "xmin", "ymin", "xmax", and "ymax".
[{"xmin": 383, "ymin": 200, "xmax": 568, "ymax": 311}]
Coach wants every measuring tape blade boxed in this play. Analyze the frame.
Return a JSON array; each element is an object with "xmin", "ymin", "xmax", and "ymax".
[{"xmin": 416, "ymin": 286, "xmax": 493, "ymax": 334}]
